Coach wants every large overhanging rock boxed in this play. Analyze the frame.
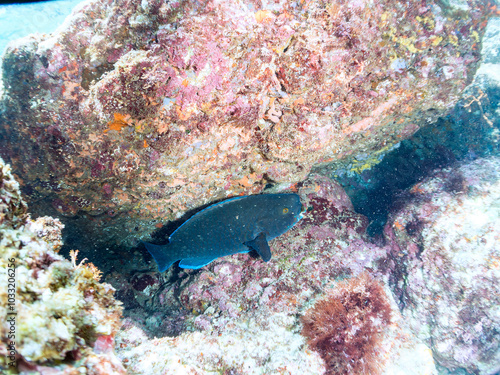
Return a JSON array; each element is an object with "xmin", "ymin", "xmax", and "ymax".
[{"xmin": 0, "ymin": 0, "xmax": 493, "ymax": 246}]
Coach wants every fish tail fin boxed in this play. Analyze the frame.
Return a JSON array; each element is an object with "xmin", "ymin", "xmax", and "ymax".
[{"xmin": 141, "ymin": 241, "xmax": 178, "ymax": 272}]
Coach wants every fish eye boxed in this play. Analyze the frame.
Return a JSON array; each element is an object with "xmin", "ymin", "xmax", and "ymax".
[{"xmin": 283, "ymin": 207, "xmax": 289, "ymax": 214}]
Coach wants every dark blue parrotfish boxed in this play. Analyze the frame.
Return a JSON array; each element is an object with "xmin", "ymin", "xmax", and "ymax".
[{"xmin": 143, "ymin": 193, "xmax": 303, "ymax": 271}]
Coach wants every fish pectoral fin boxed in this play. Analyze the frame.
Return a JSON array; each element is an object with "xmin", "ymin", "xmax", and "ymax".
[
  {"xmin": 244, "ymin": 232, "xmax": 272, "ymax": 262},
  {"xmin": 179, "ymin": 256, "xmax": 218, "ymax": 269}
]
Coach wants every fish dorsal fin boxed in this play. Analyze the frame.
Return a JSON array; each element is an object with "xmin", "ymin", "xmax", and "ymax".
[{"xmin": 244, "ymin": 232, "xmax": 272, "ymax": 262}]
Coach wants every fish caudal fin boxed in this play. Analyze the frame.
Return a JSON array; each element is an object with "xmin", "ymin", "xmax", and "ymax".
[{"xmin": 141, "ymin": 241, "xmax": 178, "ymax": 272}]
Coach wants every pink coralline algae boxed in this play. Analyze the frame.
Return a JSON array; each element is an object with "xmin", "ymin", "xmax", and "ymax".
[
  {"xmin": 384, "ymin": 156, "xmax": 500, "ymax": 374},
  {"xmin": 0, "ymin": 0, "xmax": 494, "ymax": 246}
]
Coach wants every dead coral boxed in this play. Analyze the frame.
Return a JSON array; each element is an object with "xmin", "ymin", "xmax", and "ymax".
[
  {"xmin": 0, "ymin": 157, "xmax": 124, "ymax": 372},
  {"xmin": 0, "ymin": 159, "xmax": 28, "ymax": 230},
  {"xmin": 301, "ymin": 273, "xmax": 392, "ymax": 375},
  {"xmin": 70, "ymin": 249, "xmax": 103, "ymax": 281}
]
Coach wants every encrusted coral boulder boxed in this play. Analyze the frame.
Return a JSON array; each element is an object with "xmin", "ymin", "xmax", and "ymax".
[
  {"xmin": 0, "ymin": 0, "xmax": 493, "ymax": 246},
  {"xmin": 0, "ymin": 157, "xmax": 125, "ymax": 373},
  {"xmin": 384, "ymin": 156, "xmax": 500, "ymax": 374}
]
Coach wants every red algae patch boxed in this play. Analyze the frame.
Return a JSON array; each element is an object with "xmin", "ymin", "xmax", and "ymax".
[{"xmin": 301, "ymin": 273, "xmax": 392, "ymax": 375}]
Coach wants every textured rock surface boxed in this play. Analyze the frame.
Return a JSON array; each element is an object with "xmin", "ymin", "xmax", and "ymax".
[
  {"xmin": 384, "ymin": 156, "xmax": 500, "ymax": 374},
  {"xmin": 115, "ymin": 286, "xmax": 439, "ymax": 375},
  {"xmin": 314, "ymin": 16, "xmax": 500, "ymax": 237},
  {"xmin": 0, "ymin": 155, "xmax": 28, "ymax": 231},
  {"xmin": 0, "ymin": 157, "xmax": 125, "ymax": 373},
  {"xmin": 0, "ymin": 0, "xmax": 493, "ymax": 246}
]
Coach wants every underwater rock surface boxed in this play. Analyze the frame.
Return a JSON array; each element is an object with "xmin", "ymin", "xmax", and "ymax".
[
  {"xmin": 316, "ymin": 16, "xmax": 500, "ymax": 237},
  {"xmin": 0, "ymin": 0, "xmax": 493, "ymax": 246},
  {"xmin": 0, "ymin": 157, "xmax": 125, "ymax": 373},
  {"xmin": 384, "ymin": 156, "xmax": 500, "ymax": 374}
]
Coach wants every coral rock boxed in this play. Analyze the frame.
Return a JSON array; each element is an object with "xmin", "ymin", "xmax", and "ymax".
[
  {"xmin": 384, "ymin": 156, "xmax": 500, "ymax": 374},
  {"xmin": 0, "ymin": 159, "xmax": 27, "ymax": 230},
  {"xmin": 0, "ymin": 0, "xmax": 493, "ymax": 246},
  {"xmin": 0, "ymin": 157, "xmax": 125, "ymax": 373}
]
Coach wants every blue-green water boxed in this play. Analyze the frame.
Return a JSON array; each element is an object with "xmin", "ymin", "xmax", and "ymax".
[{"xmin": 0, "ymin": 0, "xmax": 83, "ymax": 57}]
